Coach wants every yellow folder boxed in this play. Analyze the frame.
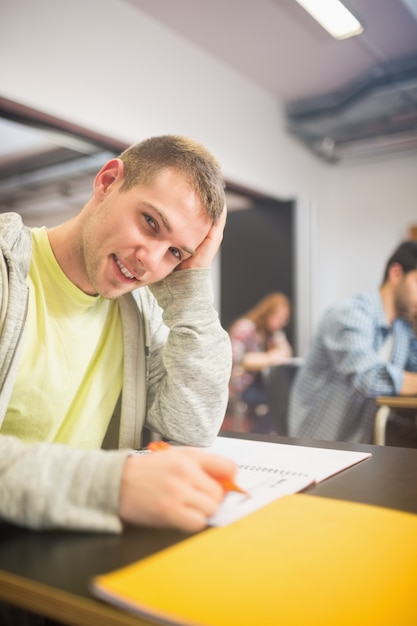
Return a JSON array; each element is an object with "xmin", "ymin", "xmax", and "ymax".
[{"xmin": 92, "ymin": 494, "xmax": 417, "ymax": 626}]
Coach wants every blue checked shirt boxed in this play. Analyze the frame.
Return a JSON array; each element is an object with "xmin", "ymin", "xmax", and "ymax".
[{"xmin": 288, "ymin": 292, "xmax": 417, "ymax": 443}]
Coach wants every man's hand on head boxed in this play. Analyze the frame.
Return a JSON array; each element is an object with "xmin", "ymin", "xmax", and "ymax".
[{"xmin": 175, "ymin": 205, "xmax": 227, "ymax": 271}]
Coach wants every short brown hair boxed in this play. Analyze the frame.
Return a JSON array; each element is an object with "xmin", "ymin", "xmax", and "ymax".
[{"xmin": 118, "ymin": 135, "xmax": 226, "ymax": 223}]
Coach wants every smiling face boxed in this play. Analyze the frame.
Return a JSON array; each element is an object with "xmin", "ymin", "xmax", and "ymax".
[{"xmin": 79, "ymin": 163, "xmax": 212, "ymax": 298}]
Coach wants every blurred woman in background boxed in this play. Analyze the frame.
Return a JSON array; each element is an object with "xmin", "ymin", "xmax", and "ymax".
[{"xmin": 228, "ymin": 292, "xmax": 293, "ymax": 433}]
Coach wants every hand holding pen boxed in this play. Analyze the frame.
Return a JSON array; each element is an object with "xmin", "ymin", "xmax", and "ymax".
[
  {"xmin": 148, "ymin": 441, "xmax": 248, "ymax": 496},
  {"xmin": 120, "ymin": 440, "xmax": 244, "ymax": 533}
]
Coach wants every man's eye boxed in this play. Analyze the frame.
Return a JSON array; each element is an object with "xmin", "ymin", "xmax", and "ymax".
[
  {"xmin": 144, "ymin": 214, "xmax": 157, "ymax": 230},
  {"xmin": 169, "ymin": 247, "xmax": 182, "ymax": 261}
]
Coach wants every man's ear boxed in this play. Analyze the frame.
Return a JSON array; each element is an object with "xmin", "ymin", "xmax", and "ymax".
[
  {"xmin": 389, "ymin": 262, "xmax": 405, "ymax": 284},
  {"xmin": 93, "ymin": 159, "xmax": 124, "ymax": 198}
]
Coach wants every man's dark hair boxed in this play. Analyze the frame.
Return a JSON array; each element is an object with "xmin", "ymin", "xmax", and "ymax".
[{"xmin": 381, "ymin": 240, "xmax": 417, "ymax": 284}]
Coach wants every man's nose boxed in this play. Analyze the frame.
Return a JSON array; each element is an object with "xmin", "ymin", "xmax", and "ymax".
[{"xmin": 137, "ymin": 243, "xmax": 166, "ymax": 273}]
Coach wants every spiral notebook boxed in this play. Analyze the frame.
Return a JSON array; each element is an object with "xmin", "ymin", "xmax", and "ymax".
[{"xmin": 205, "ymin": 436, "xmax": 371, "ymax": 526}]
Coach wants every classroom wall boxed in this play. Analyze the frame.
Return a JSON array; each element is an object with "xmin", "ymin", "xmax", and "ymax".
[{"xmin": 1, "ymin": 0, "xmax": 417, "ymax": 354}]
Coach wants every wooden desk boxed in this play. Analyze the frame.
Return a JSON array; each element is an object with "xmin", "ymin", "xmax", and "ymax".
[
  {"xmin": 376, "ymin": 395, "xmax": 417, "ymax": 409},
  {"xmin": 1, "ymin": 435, "xmax": 417, "ymax": 626}
]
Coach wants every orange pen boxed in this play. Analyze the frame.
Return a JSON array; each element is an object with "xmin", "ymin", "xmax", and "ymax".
[{"xmin": 147, "ymin": 441, "xmax": 248, "ymax": 496}]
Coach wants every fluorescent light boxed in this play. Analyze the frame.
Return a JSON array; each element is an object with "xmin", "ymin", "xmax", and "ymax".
[
  {"xmin": 294, "ymin": 0, "xmax": 364, "ymax": 40},
  {"xmin": 400, "ymin": 0, "xmax": 417, "ymax": 22}
]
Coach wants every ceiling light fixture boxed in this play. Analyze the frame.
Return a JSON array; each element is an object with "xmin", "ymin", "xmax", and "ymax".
[{"xmin": 294, "ymin": 0, "xmax": 364, "ymax": 40}]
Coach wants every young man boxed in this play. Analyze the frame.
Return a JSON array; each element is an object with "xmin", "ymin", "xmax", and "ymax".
[
  {"xmin": 288, "ymin": 241, "xmax": 417, "ymax": 444},
  {"xmin": 0, "ymin": 135, "xmax": 236, "ymax": 534}
]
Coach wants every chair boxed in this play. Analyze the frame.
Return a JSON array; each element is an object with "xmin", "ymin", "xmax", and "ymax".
[
  {"xmin": 224, "ymin": 359, "xmax": 302, "ymax": 435},
  {"xmin": 263, "ymin": 361, "xmax": 302, "ymax": 435},
  {"xmin": 225, "ymin": 394, "xmax": 270, "ymax": 433},
  {"xmin": 373, "ymin": 405, "xmax": 390, "ymax": 445},
  {"xmin": 373, "ymin": 398, "xmax": 417, "ymax": 448}
]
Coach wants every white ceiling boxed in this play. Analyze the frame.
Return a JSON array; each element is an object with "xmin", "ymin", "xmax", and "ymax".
[
  {"xmin": 124, "ymin": 0, "xmax": 417, "ymax": 103},
  {"xmin": 2, "ymin": 0, "xmax": 417, "ymax": 217},
  {"xmin": 124, "ymin": 0, "xmax": 417, "ymax": 161}
]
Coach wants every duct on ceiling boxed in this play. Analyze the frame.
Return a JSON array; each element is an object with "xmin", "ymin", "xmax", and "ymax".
[{"xmin": 285, "ymin": 54, "xmax": 417, "ymax": 163}]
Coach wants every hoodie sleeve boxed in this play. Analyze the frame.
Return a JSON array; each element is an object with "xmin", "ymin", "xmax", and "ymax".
[
  {"xmin": 144, "ymin": 268, "xmax": 232, "ymax": 446},
  {"xmin": 0, "ymin": 434, "xmax": 132, "ymax": 532}
]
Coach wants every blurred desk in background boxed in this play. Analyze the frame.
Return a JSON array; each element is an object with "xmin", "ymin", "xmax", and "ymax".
[{"xmin": 376, "ymin": 396, "xmax": 417, "ymax": 410}]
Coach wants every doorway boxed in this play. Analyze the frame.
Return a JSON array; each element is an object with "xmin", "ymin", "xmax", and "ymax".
[{"xmin": 220, "ymin": 194, "xmax": 295, "ymax": 349}]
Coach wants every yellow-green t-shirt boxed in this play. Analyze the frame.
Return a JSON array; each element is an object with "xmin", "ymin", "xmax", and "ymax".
[{"xmin": 2, "ymin": 227, "xmax": 123, "ymax": 449}]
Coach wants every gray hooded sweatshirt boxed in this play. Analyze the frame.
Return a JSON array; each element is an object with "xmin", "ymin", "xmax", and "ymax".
[{"xmin": 0, "ymin": 212, "xmax": 231, "ymax": 532}]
